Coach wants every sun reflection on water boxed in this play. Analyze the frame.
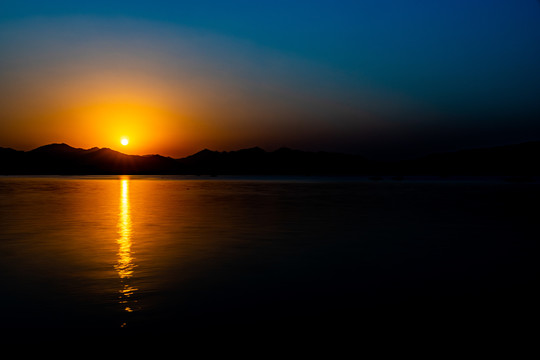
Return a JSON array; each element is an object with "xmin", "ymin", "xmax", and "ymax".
[{"xmin": 115, "ymin": 176, "xmax": 138, "ymax": 316}]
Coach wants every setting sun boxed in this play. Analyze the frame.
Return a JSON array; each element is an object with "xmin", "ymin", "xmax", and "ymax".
[{"xmin": 121, "ymin": 138, "xmax": 129, "ymax": 146}]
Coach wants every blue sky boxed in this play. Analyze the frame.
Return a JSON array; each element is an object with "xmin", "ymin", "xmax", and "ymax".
[{"xmin": 1, "ymin": 0, "xmax": 540, "ymax": 158}]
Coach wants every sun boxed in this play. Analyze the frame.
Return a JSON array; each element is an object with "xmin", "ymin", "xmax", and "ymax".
[{"xmin": 120, "ymin": 138, "xmax": 129, "ymax": 146}]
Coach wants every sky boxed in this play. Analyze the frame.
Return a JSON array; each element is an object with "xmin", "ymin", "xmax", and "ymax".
[{"xmin": 1, "ymin": 0, "xmax": 539, "ymax": 159}]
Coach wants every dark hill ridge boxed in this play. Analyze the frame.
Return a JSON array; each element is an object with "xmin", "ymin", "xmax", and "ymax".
[
  {"xmin": 30, "ymin": 143, "xmax": 92, "ymax": 155},
  {"xmin": 0, "ymin": 143, "xmax": 182, "ymax": 175},
  {"xmin": 0, "ymin": 141, "xmax": 539, "ymax": 175},
  {"xmin": 177, "ymin": 147, "xmax": 369, "ymax": 175},
  {"xmin": 391, "ymin": 141, "xmax": 540, "ymax": 176}
]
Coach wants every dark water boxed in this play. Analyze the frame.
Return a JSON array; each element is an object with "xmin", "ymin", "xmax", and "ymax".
[{"xmin": 0, "ymin": 176, "xmax": 538, "ymax": 335}]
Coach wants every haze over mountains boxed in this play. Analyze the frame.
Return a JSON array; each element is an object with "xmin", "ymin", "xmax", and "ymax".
[{"xmin": 0, "ymin": 141, "xmax": 539, "ymax": 176}]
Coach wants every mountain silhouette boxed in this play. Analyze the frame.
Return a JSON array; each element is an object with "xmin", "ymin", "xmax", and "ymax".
[
  {"xmin": 0, "ymin": 143, "xmax": 182, "ymax": 175},
  {"xmin": 0, "ymin": 141, "xmax": 539, "ymax": 176},
  {"xmin": 177, "ymin": 147, "xmax": 369, "ymax": 175},
  {"xmin": 389, "ymin": 141, "xmax": 540, "ymax": 176}
]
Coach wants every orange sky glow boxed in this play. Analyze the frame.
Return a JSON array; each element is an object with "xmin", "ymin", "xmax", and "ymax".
[
  {"xmin": 0, "ymin": 17, "xmax": 395, "ymax": 158},
  {"xmin": 3, "ymin": 8, "xmax": 539, "ymax": 160}
]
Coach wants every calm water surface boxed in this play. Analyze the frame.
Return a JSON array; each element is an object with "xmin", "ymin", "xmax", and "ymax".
[{"xmin": 0, "ymin": 176, "xmax": 538, "ymax": 334}]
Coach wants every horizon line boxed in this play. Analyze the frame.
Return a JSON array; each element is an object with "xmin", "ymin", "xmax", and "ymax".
[{"xmin": 2, "ymin": 139, "xmax": 540, "ymax": 162}]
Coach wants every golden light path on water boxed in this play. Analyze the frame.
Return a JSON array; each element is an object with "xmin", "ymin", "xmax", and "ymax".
[{"xmin": 115, "ymin": 176, "xmax": 138, "ymax": 324}]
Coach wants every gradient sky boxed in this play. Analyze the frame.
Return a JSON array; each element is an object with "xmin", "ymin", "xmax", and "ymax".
[{"xmin": 1, "ymin": 0, "xmax": 539, "ymax": 159}]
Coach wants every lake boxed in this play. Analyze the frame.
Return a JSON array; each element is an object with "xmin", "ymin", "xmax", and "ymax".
[{"xmin": 0, "ymin": 175, "xmax": 538, "ymax": 336}]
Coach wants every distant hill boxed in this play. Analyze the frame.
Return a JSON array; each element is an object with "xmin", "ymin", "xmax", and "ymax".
[
  {"xmin": 0, "ymin": 143, "xmax": 182, "ymax": 175},
  {"xmin": 177, "ymin": 147, "xmax": 369, "ymax": 175},
  {"xmin": 0, "ymin": 141, "xmax": 539, "ymax": 175},
  {"xmin": 389, "ymin": 141, "xmax": 540, "ymax": 176}
]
